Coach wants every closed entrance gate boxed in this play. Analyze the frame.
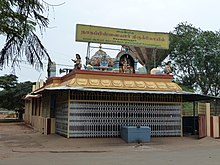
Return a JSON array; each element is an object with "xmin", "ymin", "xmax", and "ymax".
[
  {"xmin": 198, "ymin": 103, "xmax": 207, "ymax": 138},
  {"xmin": 198, "ymin": 114, "xmax": 207, "ymax": 138}
]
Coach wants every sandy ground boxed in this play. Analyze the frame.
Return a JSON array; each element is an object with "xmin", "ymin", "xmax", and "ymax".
[{"xmin": 1, "ymin": 122, "xmax": 220, "ymax": 165}]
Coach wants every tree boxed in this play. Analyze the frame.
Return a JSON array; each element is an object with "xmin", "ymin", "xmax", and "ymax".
[
  {"xmin": 169, "ymin": 22, "xmax": 220, "ymax": 96},
  {"xmin": 0, "ymin": 74, "xmax": 17, "ymax": 90},
  {"xmin": 0, "ymin": 74, "xmax": 32, "ymax": 111},
  {"xmin": 0, "ymin": 0, "xmax": 51, "ymax": 70}
]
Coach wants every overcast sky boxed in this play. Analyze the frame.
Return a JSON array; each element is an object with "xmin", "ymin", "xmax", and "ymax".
[{"xmin": 1, "ymin": 0, "xmax": 220, "ymax": 82}]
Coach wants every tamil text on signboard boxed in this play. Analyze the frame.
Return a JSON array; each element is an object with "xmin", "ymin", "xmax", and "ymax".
[{"xmin": 76, "ymin": 24, "xmax": 169, "ymax": 49}]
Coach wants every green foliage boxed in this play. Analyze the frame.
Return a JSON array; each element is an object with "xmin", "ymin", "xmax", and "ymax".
[
  {"xmin": 182, "ymin": 102, "xmax": 194, "ymax": 116},
  {"xmin": 0, "ymin": 74, "xmax": 17, "ymax": 90},
  {"xmin": 178, "ymin": 83, "xmax": 194, "ymax": 93},
  {"xmin": 0, "ymin": 74, "xmax": 32, "ymax": 110},
  {"xmin": 178, "ymin": 83, "xmax": 195, "ymax": 116},
  {"xmin": 0, "ymin": 0, "xmax": 51, "ymax": 69},
  {"xmin": 169, "ymin": 22, "xmax": 220, "ymax": 96}
]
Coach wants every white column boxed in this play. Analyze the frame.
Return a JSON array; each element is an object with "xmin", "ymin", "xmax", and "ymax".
[{"xmin": 206, "ymin": 103, "xmax": 211, "ymax": 137}]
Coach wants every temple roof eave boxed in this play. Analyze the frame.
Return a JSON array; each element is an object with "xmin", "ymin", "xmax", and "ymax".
[
  {"xmin": 33, "ymin": 86, "xmax": 219, "ymax": 102},
  {"xmin": 40, "ymin": 70, "xmax": 182, "ymax": 92},
  {"xmin": 31, "ymin": 70, "xmax": 219, "ymax": 102}
]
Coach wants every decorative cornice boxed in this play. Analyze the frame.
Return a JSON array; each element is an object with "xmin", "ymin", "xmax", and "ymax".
[
  {"xmin": 44, "ymin": 70, "xmax": 182, "ymax": 92},
  {"xmin": 61, "ymin": 78, "xmax": 181, "ymax": 91}
]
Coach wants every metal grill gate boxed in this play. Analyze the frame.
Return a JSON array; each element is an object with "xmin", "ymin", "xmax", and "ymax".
[
  {"xmin": 69, "ymin": 102, "xmax": 181, "ymax": 137},
  {"xmin": 55, "ymin": 91, "xmax": 182, "ymax": 137},
  {"xmin": 55, "ymin": 91, "xmax": 69, "ymax": 137},
  {"xmin": 55, "ymin": 102, "xmax": 68, "ymax": 136}
]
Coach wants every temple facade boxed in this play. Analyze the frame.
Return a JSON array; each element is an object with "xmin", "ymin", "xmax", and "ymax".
[
  {"xmin": 24, "ymin": 55, "xmax": 184, "ymax": 137},
  {"xmin": 24, "ymin": 24, "xmax": 218, "ymax": 139}
]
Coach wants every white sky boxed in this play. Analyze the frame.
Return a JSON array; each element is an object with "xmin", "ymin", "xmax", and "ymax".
[{"xmin": 1, "ymin": 0, "xmax": 220, "ymax": 82}]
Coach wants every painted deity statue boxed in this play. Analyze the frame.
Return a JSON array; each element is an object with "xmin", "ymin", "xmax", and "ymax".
[
  {"xmin": 164, "ymin": 61, "xmax": 172, "ymax": 74},
  {"xmin": 121, "ymin": 58, "xmax": 128, "ymax": 72},
  {"xmin": 121, "ymin": 57, "xmax": 133, "ymax": 73},
  {"xmin": 72, "ymin": 54, "xmax": 82, "ymax": 70}
]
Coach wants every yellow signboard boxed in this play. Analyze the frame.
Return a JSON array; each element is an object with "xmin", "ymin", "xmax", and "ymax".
[{"xmin": 76, "ymin": 24, "xmax": 169, "ymax": 49}]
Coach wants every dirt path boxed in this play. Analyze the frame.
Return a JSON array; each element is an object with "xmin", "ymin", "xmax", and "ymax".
[{"xmin": 1, "ymin": 122, "xmax": 220, "ymax": 165}]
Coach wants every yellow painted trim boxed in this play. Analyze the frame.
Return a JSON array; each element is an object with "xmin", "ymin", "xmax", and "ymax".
[
  {"xmin": 64, "ymin": 78, "xmax": 181, "ymax": 91},
  {"xmin": 43, "ymin": 71, "xmax": 182, "ymax": 92}
]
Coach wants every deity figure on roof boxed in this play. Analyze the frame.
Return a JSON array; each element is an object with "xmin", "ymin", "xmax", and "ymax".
[
  {"xmin": 72, "ymin": 54, "xmax": 82, "ymax": 70},
  {"xmin": 164, "ymin": 61, "xmax": 173, "ymax": 74}
]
